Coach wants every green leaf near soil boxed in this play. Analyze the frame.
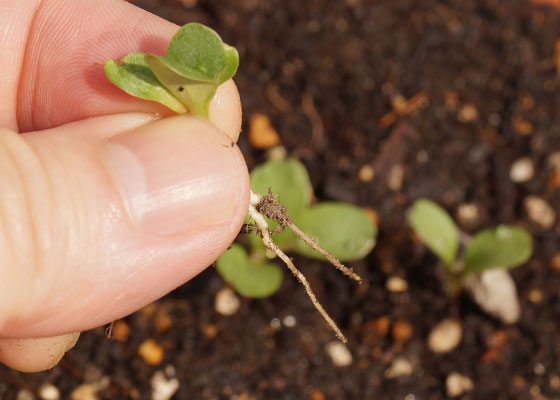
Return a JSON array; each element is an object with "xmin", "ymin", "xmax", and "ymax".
[
  {"xmin": 104, "ymin": 23, "xmax": 238, "ymax": 117},
  {"xmin": 249, "ymin": 159, "xmax": 313, "ymax": 250},
  {"xmin": 293, "ymin": 203, "xmax": 377, "ymax": 261},
  {"xmin": 464, "ymin": 225, "xmax": 532, "ymax": 274},
  {"xmin": 409, "ymin": 198, "xmax": 460, "ymax": 270},
  {"xmin": 216, "ymin": 244, "xmax": 283, "ymax": 298}
]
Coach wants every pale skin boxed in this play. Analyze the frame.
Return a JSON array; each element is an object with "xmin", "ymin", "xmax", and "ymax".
[{"xmin": 0, "ymin": 0, "xmax": 249, "ymax": 372}]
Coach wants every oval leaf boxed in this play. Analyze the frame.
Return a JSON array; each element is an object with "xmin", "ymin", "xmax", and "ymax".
[
  {"xmin": 104, "ymin": 52, "xmax": 187, "ymax": 114},
  {"xmin": 293, "ymin": 203, "xmax": 377, "ymax": 261},
  {"xmin": 464, "ymin": 225, "xmax": 532, "ymax": 274},
  {"xmin": 249, "ymin": 159, "xmax": 313, "ymax": 250},
  {"xmin": 409, "ymin": 199, "xmax": 459, "ymax": 269},
  {"xmin": 216, "ymin": 244, "xmax": 283, "ymax": 298}
]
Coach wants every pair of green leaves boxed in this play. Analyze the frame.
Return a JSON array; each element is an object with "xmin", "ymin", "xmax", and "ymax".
[
  {"xmin": 409, "ymin": 199, "xmax": 532, "ymax": 274},
  {"xmin": 216, "ymin": 159, "xmax": 378, "ymax": 298},
  {"xmin": 104, "ymin": 23, "xmax": 238, "ymax": 117}
]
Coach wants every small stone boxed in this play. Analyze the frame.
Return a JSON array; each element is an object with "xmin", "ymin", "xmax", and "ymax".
[
  {"xmin": 215, "ymin": 287, "xmax": 240, "ymax": 316},
  {"xmin": 387, "ymin": 164, "xmax": 405, "ymax": 191},
  {"xmin": 550, "ymin": 375, "xmax": 560, "ymax": 390},
  {"xmin": 325, "ymin": 341, "xmax": 353, "ymax": 367},
  {"xmin": 446, "ymin": 373, "xmax": 474, "ymax": 397},
  {"xmin": 386, "ymin": 276, "xmax": 408, "ymax": 292},
  {"xmin": 70, "ymin": 385, "xmax": 98, "ymax": 400},
  {"xmin": 456, "ymin": 203, "xmax": 480, "ymax": 227},
  {"xmin": 528, "ymin": 289, "xmax": 543, "ymax": 303},
  {"xmin": 200, "ymin": 323, "xmax": 218, "ymax": 339},
  {"xmin": 373, "ymin": 316, "xmax": 390, "ymax": 336},
  {"xmin": 16, "ymin": 390, "xmax": 35, "ymax": 400},
  {"xmin": 309, "ymin": 388, "xmax": 325, "ymax": 400},
  {"xmin": 248, "ymin": 113, "xmax": 281, "ymax": 149},
  {"xmin": 463, "ymin": 269, "xmax": 520, "ymax": 324},
  {"xmin": 358, "ymin": 164, "xmax": 375, "ymax": 182},
  {"xmin": 38, "ymin": 384, "xmax": 60, "ymax": 400},
  {"xmin": 151, "ymin": 370, "xmax": 180, "ymax": 400},
  {"xmin": 111, "ymin": 320, "xmax": 129, "ymax": 342},
  {"xmin": 551, "ymin": 253, "xmax": 560, "ymax": 271},
  {"xmin": 392, "ymin": 319, "xmax": 413, "ymax": 343},
  {"xmin": 283, "ymin": 315, "xmax": 296, "ymax": 327},
  {"xmin": 155, "ymin": 310, "xmax": 173, "ymax": 333},
  {"xmin": 524, "ymin": 196, "xmax": 556, "ymax": 229},
  {"xmin": 513, "ymin": 116, "xmax": 533, "ymax": 136},
  {"xmin": 548, "ymin": 152, "xmax": 560, "ymax": 171},
  {"xmin": 138, "ymin": 339, "xmax": 164, "ymax": 366},
  {"xmin": 458, "ymin": 104, "xmax": 478, "ymax": 123},
  {"xmin": 510, "ymin": 157, "xmax": 534, "ymax": 183},
  {"xmin": 427, "ymin": 319, "xmax": 462, "ymax": 353},
  {"xmin": 384, "ymin": 357, "xmax": 413, "ymax": 379}
]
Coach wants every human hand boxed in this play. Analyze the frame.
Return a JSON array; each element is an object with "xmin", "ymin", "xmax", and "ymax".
[{"xmin": 0, "ymin": 0, "xmax": 249, "ymax": 372}]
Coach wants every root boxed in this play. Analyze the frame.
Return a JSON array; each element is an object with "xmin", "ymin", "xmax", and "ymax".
[{"xmin": 248, "ymin": 190, "xmax": 364, "ymax": 342}]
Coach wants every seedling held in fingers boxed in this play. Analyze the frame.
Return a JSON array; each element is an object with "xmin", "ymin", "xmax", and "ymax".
[{"xmin": 104, "ymin": 23, "xmax": 376, "ymax": 342}]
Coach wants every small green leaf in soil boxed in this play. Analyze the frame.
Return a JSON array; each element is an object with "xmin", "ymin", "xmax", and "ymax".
[
  {"xmin": 216, "ymin": 244, "xmax": 283, "ymax": 298},
  {"xmin": 409, "ymin": 198, "xmax": 460, "ymax": 270},
  {"xmin": 293, "ymin": 202, "xmax": 377, "ymax": 262},
  {"xmin": 464, "ymin": 225, "xmax": 532, "ymax": 274}
]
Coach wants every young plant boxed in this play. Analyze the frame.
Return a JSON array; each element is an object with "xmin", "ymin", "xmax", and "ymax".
[
  {"xmin": 216, "ymin": 158, "xmax": 377, "ymax": 298},
  {"xmin": 104, "ymin": 23, "xmax": 375, "ymax": 342},
  {"xmin": 409, "ymin": 198, "xmax": 533, "ymax": 322}
]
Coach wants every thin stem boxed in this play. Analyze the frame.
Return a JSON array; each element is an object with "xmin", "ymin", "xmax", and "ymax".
[{"xmin": 247, "ymin": 201, "xmax": 347, "ymax": 343}]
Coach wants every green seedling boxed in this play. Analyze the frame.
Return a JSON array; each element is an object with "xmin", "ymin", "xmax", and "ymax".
[
  {"xmin": 105, "ymin": 23, "xmax": 375, "ymax": 342},
  {"xmin": 409, "ymin": 198, "xmax": 532, "ymax": 294},
  {"xmin": 216, "ymin": 158, "xmax": 377, "ymax": 298}
]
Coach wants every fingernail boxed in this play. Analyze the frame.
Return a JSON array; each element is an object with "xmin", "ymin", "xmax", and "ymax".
[{"xmin": 103, "ymin": 116, "xmax": 246, "ymax": 236}]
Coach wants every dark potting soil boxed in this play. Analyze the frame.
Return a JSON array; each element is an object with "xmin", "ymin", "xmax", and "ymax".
[{"xmin": 2, "ymin": 0, "xmax": 560, "ymax": 399}]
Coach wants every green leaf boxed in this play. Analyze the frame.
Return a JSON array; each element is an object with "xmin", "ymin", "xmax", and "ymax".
[
  {"xmin": 216, "ymin": 244, "xmax": 283, "ymax": 298},
  {"xmin": 145, "ymin": 23, "xmax": 239, "ymax": 117},
  {"xmin": 249, "ymin": 159, "xmax": 313, "ymax": 250},
  {"xmin": 409, "ymin": 199, "xmax": 459, "ymax": 269},
  {"xmin": 104, "ymin": 23, "xmax": 239, "ymax": 117},
  {"xmin": 104, "ymin": 52, "xmax": 187, "ymax": 114},
  {"xmin": 464, "ymin": 225, "xmax": 532, "ymax": 274},
  {"xmin": 293, "ymin": 203, "xmax": 377, "ymax": 261}
]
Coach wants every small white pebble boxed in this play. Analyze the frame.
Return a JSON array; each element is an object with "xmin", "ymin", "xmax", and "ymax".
[
  {"xmin": 386, "ymin": 276, "xmax": 408, "ymax": 292},
  {"xmin": 384, "ymin": 357, "xmax": 413, "ymax": 379},
  {"xmin": 446, "ymin": 372, "xmax": 474, "ymax": 397},
  {"xmin": 283, "ymin": 315, "xmax": 296, "ymax": 327},
  {"xmin": 427, "ymin": 319, "xmax": 462, "ymax": 353},
  {"xmin": 510, "ymin": 157, "xmax": 534, "ymax": 183},
  {"xmin": 151, "ymin": 370, "xmax": 180, "ymax": 400},
  {"xmin": 16, "ymin": 390, "xmax": 35, "ymax": 400},
  {"xmin": 387, "ymin": 164, "xmax": 405, "ymax": 191},
  {"xmin": 38, "ymin": 384, "xmax": 60, "ymax": 400},
  {"xmin": 456, "ymin": 203, "xmax": 480, "ymax": 227},
  {"xmin": 524, "ymin": 196, "xmax": 556, "ymax": 229},
  {"xmin": 70, "ymin": 385, "xmax": 97, "ymax": 400},
  {"xmin": 215, "ymin": 287, "xmax": 240, "ymax": 316},
  {"xmin": 534, "ymin": 362, "xmax": 546, "ymax": 376},
  {"xmin": 325, "ymin": 341, "xmax": 353, "ymax": 367}
]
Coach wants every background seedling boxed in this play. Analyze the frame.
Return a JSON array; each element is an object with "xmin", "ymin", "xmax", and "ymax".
[
  {"xmin": 105, "ymin": 23, "xmax": 376, "ymax": 341},
  {"xmin": 409, "ymin": 198, "xmax": 533, "ymax": 322}
]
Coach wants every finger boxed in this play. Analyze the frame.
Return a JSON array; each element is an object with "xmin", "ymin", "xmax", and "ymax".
[
  {"xmin": 0, "ymin": 332, "xmax": 79, "ymax": 373},
  {"xmin": 5, "ymin": 0, "xmax": 241, "ymax": 138},
  {"xmin": 0, "ymin": 113, "xmax": 249, "ymax": 338}
]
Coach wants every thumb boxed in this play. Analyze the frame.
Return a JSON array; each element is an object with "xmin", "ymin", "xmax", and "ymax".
[{"xmin": 0, "ymin": 113, "xmax": 249, "ymax": 340}]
